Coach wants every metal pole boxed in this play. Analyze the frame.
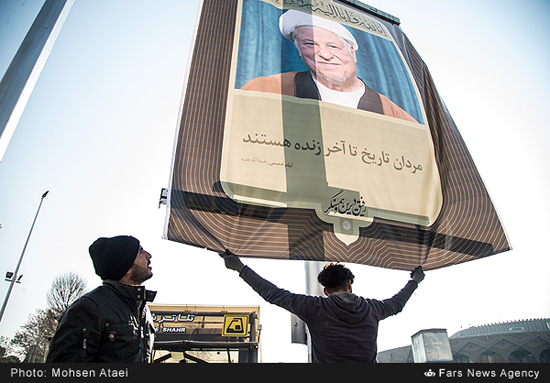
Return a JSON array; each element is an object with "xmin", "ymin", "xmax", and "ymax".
[
  {"xmin": 304, "ymin": 260, "xmax": 324, "ymax": 362},
  {"xmin": 0, "ymin": 190, "xmax": 49, "ymax": 324},
  {"xmin": 290, "ymin": 261, "xmax": 325, "ymax": 360},
  {"xmin": 0, "ymin": 0, "xmax": 74, "ymax": 161}
]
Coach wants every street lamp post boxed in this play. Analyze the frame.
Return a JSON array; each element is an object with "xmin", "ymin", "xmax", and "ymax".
[{"xmin": 0, "ymin": 191, "xmax": 49, "ymax": 324}]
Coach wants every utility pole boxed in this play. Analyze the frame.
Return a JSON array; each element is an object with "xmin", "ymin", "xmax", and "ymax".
[
  {"xmin": 291, "ymin": 261, "xmax": 325, "ymax": 362},
  {"xmin": 0, "ymin": 0, "xmax": 74, "ymax": 161},
  {"xmin": 0, "ymin": 191, "xmax": 49, "ymax": 324},
  {"xmin": 304, "ymin": 261, "xmax": 324, "ymax": 362}
]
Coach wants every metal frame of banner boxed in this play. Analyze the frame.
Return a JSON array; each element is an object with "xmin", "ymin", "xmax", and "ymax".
[{"xmin": 338, "ymin": 0, "xmax": 401, "ymax": 25}]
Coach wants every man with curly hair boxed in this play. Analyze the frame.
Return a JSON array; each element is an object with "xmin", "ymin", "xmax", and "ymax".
[{"xmin": 221, "ymin": 252, "xmax": 424, "ymax": 363}]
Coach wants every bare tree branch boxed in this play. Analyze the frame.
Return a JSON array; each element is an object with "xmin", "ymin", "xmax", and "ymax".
[
  {"xmin": 46, "ymin": 272, "xmax": 88, "ymax": 320},
  {"xmin": 10, "ymin": 272, "xmax": 88, "ymax": 361}
]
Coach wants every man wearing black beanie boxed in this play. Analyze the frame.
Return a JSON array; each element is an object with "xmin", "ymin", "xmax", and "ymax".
[{"xmin": 46, "ymin": 236, "xmax": 157, "ymax": 363}]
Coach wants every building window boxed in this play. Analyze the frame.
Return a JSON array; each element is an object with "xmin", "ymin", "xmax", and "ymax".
[
  {"xmin": 476, "ymin": 351, "xmax": 505, "ymax": 363},
  {"xmin": 509, "ymin": 348, "xmax": 537, "ymax": 363}
]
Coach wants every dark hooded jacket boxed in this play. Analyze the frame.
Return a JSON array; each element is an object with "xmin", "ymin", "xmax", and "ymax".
[
  {"xmin": 239, "ymin": 266, "xmax": 417, "ymax": 363},
  {"xmin": 46, "ymin": 280, "xmax": 156, "ymax": 363}
]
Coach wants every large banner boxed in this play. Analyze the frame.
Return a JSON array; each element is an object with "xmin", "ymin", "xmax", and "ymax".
[{"xmin": 164, "ymin": 0, "xmax": 510, "ymax": 270}]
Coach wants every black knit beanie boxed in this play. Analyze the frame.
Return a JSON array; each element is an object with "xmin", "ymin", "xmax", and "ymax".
[{"xmin": 89, "ymin": 235, "xmax": 140, "ymax": 280}]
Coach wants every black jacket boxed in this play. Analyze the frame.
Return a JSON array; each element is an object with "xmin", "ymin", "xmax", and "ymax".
[
  {"xmin": 240, "ymin": 266, "xmax": 417, "ymax": 363},
  {"xmin": 46, "ymin": 280, "xmax": 156, "ymax": 363}
]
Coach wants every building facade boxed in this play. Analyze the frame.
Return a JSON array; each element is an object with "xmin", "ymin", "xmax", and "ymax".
[{"xmin": 377, "ymin": 319, "xmax": 550, "ymax": 363}]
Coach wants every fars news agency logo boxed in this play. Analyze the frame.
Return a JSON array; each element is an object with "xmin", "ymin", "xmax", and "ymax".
[
  {"xmin": 422, "ymin": 368, "xmax": 462, "ymax": 379},
  {"xmin": 424, "ymin": 369, "xmax": 436, "ymax": 378},
  {"xmin": 421, "ymin": 367, "xmax": 543, "ymax": 380}
]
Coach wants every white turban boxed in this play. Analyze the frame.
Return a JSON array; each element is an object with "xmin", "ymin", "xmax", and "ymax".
[{"xmin": 279, "ymin": 9, "xmax": 359, "ymax": 51}]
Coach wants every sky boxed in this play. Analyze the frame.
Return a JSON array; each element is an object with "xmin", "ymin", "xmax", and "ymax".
[{"xmin": 0, "ymin": 0, "xmax": 549, "ymax": 363}]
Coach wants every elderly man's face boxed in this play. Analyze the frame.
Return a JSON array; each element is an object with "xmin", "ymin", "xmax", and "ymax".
[{"xmin": 293, "ymin": 26, "xmax": 357, "ymax": 86}]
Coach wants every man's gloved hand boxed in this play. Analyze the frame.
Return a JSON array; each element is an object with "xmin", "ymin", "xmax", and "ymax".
[
  {"xmin": 410, "ymin": 266, "xmax": 425, "ymax": 284},
  {"xmin": 219, "ymin": 250, "xmax": 245, "ymax": 273}
]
